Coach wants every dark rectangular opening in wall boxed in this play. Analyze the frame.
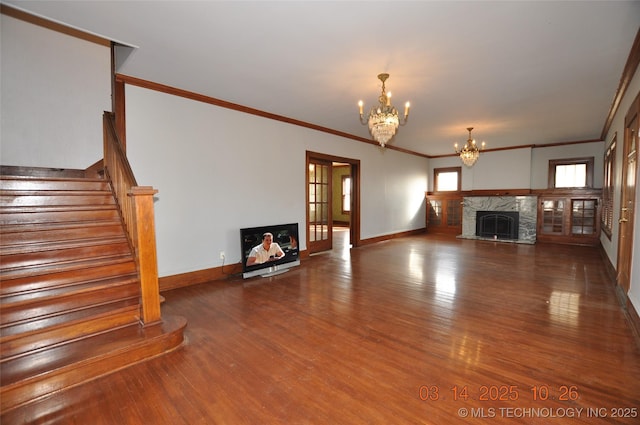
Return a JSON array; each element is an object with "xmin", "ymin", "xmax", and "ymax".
[{"xmin": 476, "ymin": 211, "xmax": 519, "ymax": 240}]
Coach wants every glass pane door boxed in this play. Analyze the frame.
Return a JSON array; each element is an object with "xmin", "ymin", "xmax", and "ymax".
[
  {"xmin": 542, "ymin": 199, "xmax": 564, "ymax": 234},
  {"xmin": 308, "ymin": 159, "xmax": 332, "ymax": 253}
]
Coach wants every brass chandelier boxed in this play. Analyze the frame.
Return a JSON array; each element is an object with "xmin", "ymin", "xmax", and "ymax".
[
  {"xmin": 455, "ymin": 127, "xmax": 485, "ymax": 167},
  {"xmin": 358, "ymin": 73, "xmax": 410, "ymax": 147}
]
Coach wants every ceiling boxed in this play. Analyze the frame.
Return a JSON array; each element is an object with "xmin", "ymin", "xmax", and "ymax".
[{"xmin": 4, "ymin": 1, "xmax": 640, "ymax": 157}]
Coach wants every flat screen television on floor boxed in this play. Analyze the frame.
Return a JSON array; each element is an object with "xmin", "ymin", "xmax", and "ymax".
[{"xmin": 240, "ymin": 223, "xmax": 300, "ymax": 279}]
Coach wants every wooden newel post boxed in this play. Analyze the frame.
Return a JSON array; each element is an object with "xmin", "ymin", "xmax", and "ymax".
[{"xmin": 129, "ymin": 186, "xmax": 161, "ymax": 326}]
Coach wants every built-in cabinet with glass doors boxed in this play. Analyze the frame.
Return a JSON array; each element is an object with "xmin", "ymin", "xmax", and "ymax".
[
  {"xmin": 426, "ymin": 194, "xmax": 463, "ymax": 234},
  {"xmin": 536, "ymin": 190, "xmax": 601, "ymax": 245}
]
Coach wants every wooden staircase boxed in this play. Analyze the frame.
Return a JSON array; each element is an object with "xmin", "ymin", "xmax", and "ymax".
[{"xmin": 0, "ymin": 169, "xmax": 186, "ymax": 413}]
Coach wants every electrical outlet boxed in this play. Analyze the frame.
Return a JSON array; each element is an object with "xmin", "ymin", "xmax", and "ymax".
[{"xmin": 219, "ymin": 251, "xmax": 225, "ymax": 260}]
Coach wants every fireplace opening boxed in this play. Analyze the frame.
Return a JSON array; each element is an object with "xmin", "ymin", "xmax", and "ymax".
[{"xmin": 476, "ymin": 211, "xmax": 519, "ymax": 240}]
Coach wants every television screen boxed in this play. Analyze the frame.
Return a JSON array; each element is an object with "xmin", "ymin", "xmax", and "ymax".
[{"xmin": 240, "ymin": 223, "xmax": 300, "ymax": 278}]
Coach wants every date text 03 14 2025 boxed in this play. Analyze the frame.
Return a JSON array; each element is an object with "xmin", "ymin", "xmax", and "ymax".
[{"xmin": 418, "ymin": 385, "xmax": 579, "ymax": 402}]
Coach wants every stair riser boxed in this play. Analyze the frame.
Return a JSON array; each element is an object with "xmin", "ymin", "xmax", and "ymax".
[
  {"xmin": 0, "ymin": 178, "xmax": 110, "ymax": 192},
  {"xmin": 2, "ymin": 276, "xmax": 138, "ymax": 305},
  {"xmin": 1, "ymin": 283, "xmax": 140, "ymax": 325},
  {"xmin": 1, "ymin": 242, "xmax": 133, "ymax": 270},
  {"xmin": 1, "ymin": 195, "xmax": 116, "ymax": 208},
  {"xmin": 0, "ymin": 261, "xmax": 138, "ymax": 296},
  {"xmin": 1, "ymin": 299, "xmax": 140, "ymax": 338},
  {"xmin": 0, "ymin": 209, "xmax": 119, "ymax": 225},
  {"xmin": 1, "ymin": 236, "xmax": 130, "ymax": 257},
  {"xmin": 0, "ymin": 307, "xmax": 140, "ymax": 361},
  {"xmin": 0, "ymin": 258, "xmax": 136, "ymax": 282},
  {"xmin": 1, "ymin": 225, "xmax": 125, "ymax": 247}
]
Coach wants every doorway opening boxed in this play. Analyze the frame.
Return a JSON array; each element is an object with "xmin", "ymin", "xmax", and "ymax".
[{"xmin": 306, "ymin": 151, "xmax": 360, "ymax": 255}]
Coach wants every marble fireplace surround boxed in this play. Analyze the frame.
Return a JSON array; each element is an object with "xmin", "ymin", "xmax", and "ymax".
[{"xmin": 459, "ymin": 195, "xmax": 538, "ymax": 244}]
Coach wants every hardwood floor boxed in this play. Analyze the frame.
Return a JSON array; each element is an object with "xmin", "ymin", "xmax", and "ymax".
[{"xmin": 3, "ymin": 233, "xmax": 640, "ymax": 424}]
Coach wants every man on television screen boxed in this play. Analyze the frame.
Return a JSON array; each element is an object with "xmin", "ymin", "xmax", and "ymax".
[{"xmin": 246, "ymin": 232, "xmax": 285, "ymax": 266}]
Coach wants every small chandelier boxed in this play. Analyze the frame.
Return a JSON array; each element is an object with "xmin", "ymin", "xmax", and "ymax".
[
  {"xmin": 358, "ymin": 73, "xmax": 410, "ymax": 147},
  {"xmin": 455, "ymin": 127, "xmax": 485, "ymax": 167}
]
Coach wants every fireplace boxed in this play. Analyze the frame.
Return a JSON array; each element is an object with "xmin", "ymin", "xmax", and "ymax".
[
  {"xmin": 476, "ymin": 211, "xmax": 519, "ymax": 240},
  {"xmin": 460, "ymin": 196, "xmax": 536, "ymax": 244}
]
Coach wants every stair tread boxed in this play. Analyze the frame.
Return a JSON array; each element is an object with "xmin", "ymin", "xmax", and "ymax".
[
  {"xmin": 0, "ymin": 305, "xmax": 141, "ymax": 361},
  {"xmin": 1, "ymin": 235, "xmax": 129, "ymax": 255},
  {"xmin": 1, "ymin": 226, "xmax": 124, "ymax": 249},
  {"xmin": 0, "ymin": 315, "xmax": 186, "ymax": 387},
  {"xmin": 1, "ymin": 243, "xmax": 133, "ymax": 273},
  {"xmin": 0, "ymin": 174, "xmax": 106, "ymax": 180},
  {"xmin": 1, "ymin": 204, "xmax": 118, "ymax": 212},
  {"xmin": 0, "ymin": 260, "xmax": 138, "ymax": 295},
  {"xmin": 0, "ymin": 287, "xmax": 140, "ymax": 328},
  {"xmin": 1, "ymin": 176, "xmax": 110, "ymax": 192},
  {"xmin": 1, "ymin": 273, "xmax": 138, "ymax": 300},
  {"xmin": 1, "ymin": 189, "xmax": 112, "ymax": 195},
  {"xmin": 0, "ymin": 211, "xmax": 120, "ymax": 228},
  {"xmin": 0, "ymin": 298, "xmax": 140, "ymax": 338},
  {"xmin": 0, "ymin": 258, "xmax": 136, "ymax": 282},
  {"xmin": 1, "ymin": 275, "xmax": 139, "ymax": 309},
  {"xmin": 0, "ymin": 219, "xmax": 121, "ymax": 234}
]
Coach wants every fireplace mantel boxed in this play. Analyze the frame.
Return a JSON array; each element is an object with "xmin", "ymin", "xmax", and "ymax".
[{"xmin": 459, "ymin": 196, "xmax": 537, "ymax": 244}]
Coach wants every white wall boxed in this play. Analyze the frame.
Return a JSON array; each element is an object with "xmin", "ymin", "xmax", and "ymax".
[
  {"xmin": 531, "ymin": 141, "xmax": 604, "ymax": 189},
  {"xmin": 465, "ymin": 148, "xmax": 532, "ymax": 191},
  {"xmin": 125, "ymin": 85, "xmax": 427, "ymax": 277},
  {"xmin": 428, "ymin": 143, "xmax": 601, "ymax": 192},
  {"xmin": 0, "ymin": 15, "xmax": 111, "ymax": 169}
]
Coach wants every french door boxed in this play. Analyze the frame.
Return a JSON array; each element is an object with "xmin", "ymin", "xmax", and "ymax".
[{"xmin": 307, "ymin": 157, "xmax": 333, "ymax": 254}]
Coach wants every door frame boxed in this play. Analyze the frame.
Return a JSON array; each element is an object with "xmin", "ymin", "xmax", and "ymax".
[
  {"xmin": 616, "ymin": 91, "xmax": 639, "ymax": 301},
  {"xmin": 306, "ymin": 151, "xmax": 361, "ymax": 253}
]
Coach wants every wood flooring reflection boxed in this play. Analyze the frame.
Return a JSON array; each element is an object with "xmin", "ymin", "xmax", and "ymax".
[{"xmin": 4, "ymin": 233, "xmax": 640, "ymax": 424}]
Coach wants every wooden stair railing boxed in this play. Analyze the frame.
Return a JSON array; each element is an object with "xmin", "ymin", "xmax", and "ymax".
[
  {"xmin": 0, "ymin": 168, "xmax": 186, "ymax": 414},
  {"xmin": 0, "ymin": 115, "xmax": 185, "ymax": 413},
  {"xmin": 102, "ymin": 112, "xmax": 160, "ymax": 325}
]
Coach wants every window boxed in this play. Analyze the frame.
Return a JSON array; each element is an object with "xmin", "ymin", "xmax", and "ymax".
[
  {"xmin": 434, "ymin": 167, "xmax": 461, "ymax": 192},
  {"xmin": 548, "ymin": 157, "xmax": 594, "ymax": 188},
  {"xmin": 341, "ymin": 175, "xmax": 351, "ymax": 214},
  {"xmin": 556, "ymin": 164, "xmax": 586, "ymax": 187},
  {"xmin": 602, "ymin": 139, "xmax": 616, "ymax": 238}
]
